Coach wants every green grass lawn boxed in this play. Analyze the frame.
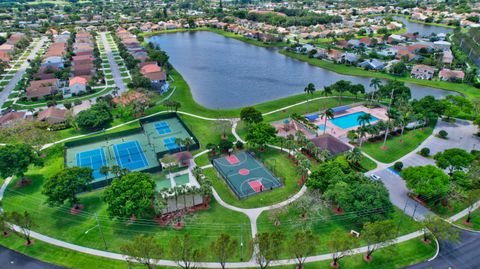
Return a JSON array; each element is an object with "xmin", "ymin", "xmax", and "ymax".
[
  {"xmin": 2, "ymin": 147, "xmax": 252, "ymax": 261},
  {"xmin": 430, "ymin": 189, "xmax": 480, "ymax": 218},
  {"xmin": 0, "ymin": 233, "xmax": 435, "ymax": 269},
  {"xmin": 205, "ymin": 147, "xmax": 303, "ymax": 208},
  {"xmin": 454, "ymin": 208, "xmax": 480, "ymax": 230},
  {"xmin": 361, "ymin": 126, "xmax": 434, "ymax": 163},
  {"xmin": 257, "ymin": 203, "xmax": 422, "ymax": 258}
]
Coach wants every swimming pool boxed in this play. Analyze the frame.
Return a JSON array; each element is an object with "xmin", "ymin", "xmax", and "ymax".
[{"xmin": 329, "ymin": 111, "xmax": 379, "ymax": 129}]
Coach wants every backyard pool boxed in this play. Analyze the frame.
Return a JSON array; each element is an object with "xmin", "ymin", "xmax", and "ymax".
[
  {"xmin": 317, "ymin": 124, "xmax": 329, "ymax": 132},
  {"xmin": 330, "ymin": 112, "xmax": 379, "ymax": 129}
]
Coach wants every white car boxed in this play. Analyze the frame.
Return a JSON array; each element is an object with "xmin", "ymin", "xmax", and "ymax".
[{"xmin": 370, "ymin": 174, "xmax": 381, "ymax": 181}]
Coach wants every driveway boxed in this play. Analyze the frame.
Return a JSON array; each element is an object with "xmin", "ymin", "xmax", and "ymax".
[
  {"xmin": 99, "ymin": 32, "xmax": 127, "ymax": 93},
  {"xmin": 366, "ymin": 119, "xmax": 480, "ymax": 219},
  {"xmin": 404, "ymin": 229, "xmax": 480, "ymax": 269},
  {"xmin": 0, "ymin": 37, "xmax": 47, "ymax": 109},
  {"xmin": 0, "ymin": 245, "xmax": 64, "ymax": 269}
]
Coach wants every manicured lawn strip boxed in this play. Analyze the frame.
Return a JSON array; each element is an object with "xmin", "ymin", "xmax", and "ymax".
[
  {"xmin": 430, "ymin": 189, "xmax": 480, "ymax": 218},
  {"xmin": 454, "ymin": 208, "xmax": 480, "ymax": 231},
  {"xmin": 280, "ymin": 50, "xmax": 480, "ymax": 101},
  {"xmin": 2, "ymin": 146, "xmax": 252, "ymax": 261},
  {"xmin": 205, "ymin": 148, "xmax": 302, "ymax": 208},
  {"xmin": 0, "ymin": 234, "xmax": 434, "ymax": 269},
  {"xmin": 357, "ymin": 155, "xmax": 378, "ymax": 171},
  {"xmin": 194, "ymin": 153, "xmax": 210, "ymax": 167},
  {"xmin": 257, "ymin": 204, "xmax": 422, "ymax": 258},
  {"xmin": 179, "ymin": 114, "xmax": 235, "ymax": 151},
  {"xmin": 361, "ymin": 125, "xmax": 434, "ymax": 163}
]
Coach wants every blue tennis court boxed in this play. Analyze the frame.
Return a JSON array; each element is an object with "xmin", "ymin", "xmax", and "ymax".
[
  {"xmin": 155, "ymin": 121, "xmax": 172, "ymax": 135},
  {"xmin": 76, "ymin": 148, "xmax": 107, "ymax": 179},
  {"xmin": 113, "ymin": 141, "xmax": 149, "ymax": 170},
  {"xmin": 163, "ymin": 137, "xmax": 179, "ymax": 150}
]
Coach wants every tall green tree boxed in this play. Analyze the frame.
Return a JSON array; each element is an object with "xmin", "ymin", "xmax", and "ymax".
[
  {"xmin": 420, "ymin": 214, "xmax": 459, "ymax": 243},
  {"xmin": 245, "ymin": 122, "xmax": 277, "ymax": 150},
  {"xmin": 121, "ymin": 234, "xmax": 164, "ymax": 269},
  {"xmin": 288, "ymin": 230, "xmax": 319, "ymax": 269},
  {"xmin": 169, "ymin": 234, "xmax": 205, "ymax": 269},
  {"xmin": 0, "ymin": 144, "xmax": 43, "ymax": 184},
  {"xmin": 369, "ymin": 78, "xmax": 382, "ymax": 104},
  {"xmin": 304, "ymin": 83, "xmax": 316, "ymax": 108},
  {"xmin": 401, "ymin": 165, "xmax": 450, "ymax": 200},
  {"xmin": 434, "ymin": 148, "xmax": 474, "ymax": 175},
  {"xmin": 42, "ymin": 167, "xmax": 94, "ymax": 208},
  {"xmin": 254, "ymin": 231, "xmax": 285, "ymax": 269},
  {"xmin": 103, "ymin": 172, "xmax": 156, "ymax": 219},
  {"xmin": 209, "ymin": 234, "xmax": 238, "ymax": 269},
  {"xmin": 240, "ymin": 107, "xmax": 263, "ymax": 125},
  {"xmin": 320, "ymin": 108, "xmax": 334, "ymax": 135},
  {"xmin": 9, "ymin": 211, "xmax": 36, "ymax": 245},
  {"xmin": 362, "ymin": 220, "xmax": 396, "ymax": 260},
  {"xmin": 327, "ymin": 229, "xmax": 357, "ymax": 267}
]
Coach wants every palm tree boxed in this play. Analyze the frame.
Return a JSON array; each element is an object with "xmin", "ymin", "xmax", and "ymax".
[
  {"xmin": 295, "ymin": 130, "xmax": 307, "ymax": 147},
  {"xmin": 323, "ymin": 86, "xmax": 333, "ymax": 97},
  {"xmin": 320, "ymin": 108, "xmax": 334, "ymax": 135},
  {"xmin": 285, "ymin": 139, "xmax": 296, "ymax": 157},
  {"xmin": 277, "ymin": 136, "xmax": 287, "ymax": 152},
  {"xmin": 183, "ymin": 137, "xmax": 194, "ymax": 151},
  {"xmin": 357, "ymin": 113, "xmax": 373, "ymax": 128},
  {"xmin": 345, "ymin": 148, "xmax": 362, "ymax": 167},
  {"xmin": 382, "ymin": 108, "xmax": 399, "ymax": 148},
  {"xmin": 357, "ymin": 125, "xmax": 369, "ymax": 147},
  {"xmin": 369, "ymin": 78, "xmax": 382, "ymax": 105},
  {"xmin": 99, "ymin": 166, "xmax": 110, "ymax": 184},
  {"xmin": 304, "ymin": 83, "xmax": 316, "ymax": 109}
]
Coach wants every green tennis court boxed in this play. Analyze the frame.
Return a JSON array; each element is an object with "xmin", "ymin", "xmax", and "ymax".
[{"xmin": 212, "ymin": 151, "xmax": 282, "ymax": 199}]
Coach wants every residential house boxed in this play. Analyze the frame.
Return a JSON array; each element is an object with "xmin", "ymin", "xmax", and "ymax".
[
  {"xmin": 439, "ymin": 69, "xmax": 465, "ymax": 82},
  {"xmin": 358, "ymin": 59, "xmax": 385, "ymax": 70},
  {"xmin": 0, "ymin": 111, "xmax": 26, "ymax": 127},
  {"xmin": 411, "ymin": 64, "xmax": 435, "ymax": 80},
  {"xmin": 68, "ymin": 76, "xmax": 87, "ymax": 95},
  {"xmin": 26, "ymin": 78, "xmax": 60, "ymax": 100},
  {"xmin": 442, "ymin": 50, "xmax": 454, "ymax": 65},
  {"xmin": 342, "ymin": 53, "xmax": 359, "ymax": 64},
  {"xmin": 37, "ymin": 106, "xmax": 67, "ymax": 124},
  {"xmin": 140, "ymin": 62, "xmax": 167, "ymax": 91}
]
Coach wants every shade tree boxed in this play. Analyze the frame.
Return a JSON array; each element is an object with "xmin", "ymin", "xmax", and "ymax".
[
  {"xmin": 42, "ymin": 167, "xmax": 94, "ymax": 208},
  {"xmin": 121, "ymin": 234, "xmax": 163, "ymax": 269},
  {"xmin": 288, "ymin": 230, "xmax": 319, "ymax": 269},
  {"xmin": 362, "ymin": 220, "xmax": 397, "ymax": 261},
  {"xmin": 209, "ymin": 233, "xmax": 238, "ymax": 269},
  {"xmin": 169, "ymin": 234, "xmax": 205, "ymax": 269},
  {"xmin": 254, "ymin": 231, "xmax": 285, "ymax": 269},
  {"xmin": 401, "ymin": 165, "xmax": 450, "ymax": 201},
  {"xmin": 434, "ymin": 148, "xmax": 474, "ymax": 175},
  {"xmin": 240, "ymin": 107, "xmax": 263, "ymax": 125},
  {"xmin": 103, "ymin": 172, "xmax": 156, "ymax": 219},
  {"xmin": 245, "ymin": 122, "xmax": 277, "ymax": 150},
  {"xmin": 327, "ymin": 229, "xmax": 357, "ymax": 267},
  {"xmin": 0, "ymin": 144, "xmax": 43, "ymax": 185}
]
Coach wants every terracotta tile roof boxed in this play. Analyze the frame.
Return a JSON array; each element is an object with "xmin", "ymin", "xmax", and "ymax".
[
  {"xmin": 0, "ymin": 112, "xmax": 26, "ymax": 126},
  {"xmin": 140, "ymin": 64, "xmax": 161, "ymax": 74},
  {"xmin": 37, "ymin": 107, "xmax": 66, "ymax": 124},
  {"xmin": 69, "ymin": 76, "xmax": 87, "ymax": 87}
]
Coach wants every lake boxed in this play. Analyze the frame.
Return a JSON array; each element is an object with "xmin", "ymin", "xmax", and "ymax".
[
  {"xmin": 393, "ymin": 16, "xmax": 454, "ymax": 37},
  {"xmin": 148, "ymin": 31, "xmax": 456, "ymax": 109}
]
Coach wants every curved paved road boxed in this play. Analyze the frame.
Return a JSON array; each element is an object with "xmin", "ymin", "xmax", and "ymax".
[
  {"xmin": 0, "ymin": 246, "xmax": 64, "ymax": 269},
  {"xmin": 405, "ymin": 229, "xmax": 480, "ymax": 269}
]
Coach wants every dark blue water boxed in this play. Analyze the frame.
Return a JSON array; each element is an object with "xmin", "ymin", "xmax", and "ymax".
[{"xmin": 148, "ymin": 31, "xmax": 456, "ymax": 109}]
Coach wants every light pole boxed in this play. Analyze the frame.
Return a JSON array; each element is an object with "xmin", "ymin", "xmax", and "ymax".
[
  {"xmin": 382, "ymin": 87, "xmax": 395, "ymax": 149},
  {"xmin": 85, "ymin": 213, "xmax": 108, "ymax": 250}
]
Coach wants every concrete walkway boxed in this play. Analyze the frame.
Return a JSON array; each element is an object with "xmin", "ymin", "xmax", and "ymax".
[
  {"xmin": 99, "ymin": 32, "xmax": 126, "ymax": 93},
  {"xmin": 0, "ymin": 37, "xmax": 47, "ymax": 108}
]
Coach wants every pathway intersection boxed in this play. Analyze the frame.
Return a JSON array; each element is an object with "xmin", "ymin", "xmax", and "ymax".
[{"xmin": 0, "ymin": 98, "xmax": 478, "ymax": 267}]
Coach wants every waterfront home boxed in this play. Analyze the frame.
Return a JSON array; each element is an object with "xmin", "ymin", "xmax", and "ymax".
[
  {"xmin": 433, "ymin": 41, "xmax": 451, "ymax": 51},
  {"xmin": 326, "ymin": 49, "xmax": 343, "ymax": 62},
  {"xmin": 387, "ymin": 34, "xmax": 405, "ymax": 43},
  {"xmin": 411, "ymin": 64, "xmax": 435, "ymax": 80},
  {"xmin": 439, "ymin": 69, "xmax": 465, "ymax": 82},
  {"xmin": 358, "ymin": 59, "xmax": 385, "ymax": 70},
  {"xmin": 341, "ymin": 53, "xmax": 359, "ymax": 64},
  {"xmin": 140, "ymin": 62, "xmax": 167, "ymax": 91},
  {"xmin": 377, "ymin": 48, "xmax": 398, "ymax": 58}
]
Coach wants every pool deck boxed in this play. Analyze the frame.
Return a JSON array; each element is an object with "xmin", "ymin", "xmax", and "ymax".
[{"xmin": 273, "ymin": 105, "xmax": 388, "ymax": 140}]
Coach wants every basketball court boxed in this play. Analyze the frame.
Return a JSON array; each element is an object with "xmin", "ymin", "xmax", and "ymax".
[{"xmin": 212, "ymin": 151, "xmax": 282, "ymax": 199}]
